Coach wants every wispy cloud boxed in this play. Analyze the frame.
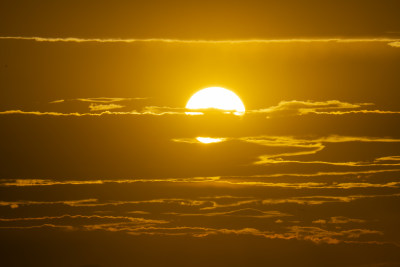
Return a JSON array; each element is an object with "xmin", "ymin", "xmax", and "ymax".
[
  {"xmin": 0, "ymin": 199, "xmax": 99, "ymax": 208},
  {"xmin": 1, "ymin": 192, "xmax": 399, "ymax": 210},
  {"xmin": 49, "ymin": 99, "xmax": 65, "ymax": 104},
  {"xmin": 237, "ymin": 135, "xmax": 400, "ymax": 166},
  {"xmin": 262, "ymin": 193, "xmax": 400, "ymax": 205},
  {"xmin": 0, "ymin": 214, "xmax": 167, "ymax": 224},
  {"xmin": 88, "ymin": 103, "xmax": 125, "ymax": 111},
  {"xmin": 49, "ymin": 97, "xmax": 142, "ymax": 104},
  {"xmin": 0, "ymin": 223, "xmax": 74, "ymax": 230},
  {"xmin": 49, "ymin": 97, "xmax": 146, "ymax": 112},
  {"xmin": 75, "ymin": 97, "xmax": 145, "ymax": 103},
  {"xmin": 312, "ymin": 216, "xmax": 366, "ymax": 224},
  {"xmin": 248, "ymin": 100, "xmax": 400, "ymax": 117},
  {"xmin": 74, "ymin": 224, "xmax": 388, "ymax": 246},
  {"xmin": 166, "ymin": 208, "xmax": 291, "ymax": 218},
  {"xmin": 311, "ymin": 110, "xmax": 400, "ymax": 115},
  {"xmin": 175, "ymin": 135, "xmax": 400, "ymax": 148},
  {"xmin": 388, "ymin": 41, "xmax": 400, "ymax": 48},
  {"xmin": 0, "ymin": 110, "xmax": 134, "ymax": 116},
  {"xmin": 1, "ymin": 167, "xmax": 400, "ymax": 191},
  {"xmin": 2, "ymin": 100, "xmax": 400, "ymax": 117},
  {"xmin": 1, "ymin": 36, "xmax": 400, "ymax": 47},
  {"xmin": 250, "ymin": 100, "xmax": 370, "ymax": 117},
  {"xmin": 221, "ymin": 181, "xmax": 400, "ymax": 189},
  {"xmin": 0, "ymin": 108, "xmax": 182, "ymax": 116},
  {"xmin": 0, "ymin": 177, "xmax": 220, "ymax": 187}
]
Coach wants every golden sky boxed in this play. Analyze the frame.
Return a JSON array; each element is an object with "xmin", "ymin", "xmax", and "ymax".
[{"xmin": 1, "ymin": 1, "xmax": 400, "ymax": 267}]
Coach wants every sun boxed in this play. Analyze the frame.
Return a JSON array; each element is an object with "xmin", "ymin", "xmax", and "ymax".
[
  {"xmin": 186, "ymin": 87, "xmax": 245, "ymax": 115},
  {"xmin": 196, "ymin": 137, "xmax": 225, "ymax": 144}
]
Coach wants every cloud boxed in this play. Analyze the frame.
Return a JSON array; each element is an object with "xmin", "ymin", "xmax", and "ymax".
[
  {"xmin": 312, "ymin": 219, "xmax": 327, "ymax": 224},
  {"xmin": 250, "ymin": 100, "xmax": 376, "ymax": 117},
  {"xmin": 5, "ymin": 222, "xmax": 384, "ymax": 245},
  {"xmin": 1, "ymin": 168, "xmax": 400, "ymax": 191},
  {"xmin": 0, "ymin": 223, "xmax": 74, "ymax": 230},
  {"xmin": 199, "ymin": 199, "xmax": 258, "ymax": 210},
  {"xmin": 141, "ymin": 106, "xmax": 186, "ymax": 115},
  {"xmin": 2, "ymin": 99, "xmax": 400, "ymax": 117},
  {"xmin": 1, "ymin": 192, "xmax": 399, "ymax": 212},
  {"xmin": 127, "ymin": 211, "xmax": 151, "ymax": 215},
  {"xmin": 1, "ymin": 36, "xmax": 400, "ymax": 47},
  {"xmin": 237, "ymin": 135, "xmax": 400, "ymax": 166},
  {"xmin": 0, "ymin": 199, "xmax": 98, "ymax": 208},
  {"xmin": 312, "ymin": 216, "xmax": 366, "ymax": 224},
  {"xmin": 4, "ymin": 223, "xmax": 394, "ymax": 247},
  {"xmin": 221, "ymin": 181, "xmax": 400, "ymax": 189},
  {"xmin": 0, "ymin": 177, "xmax": 220, "ymax": 187},
  {"xmin": 1, "ymin": 177, "xmax": 399, "ymax": 190},
  {"xmin": 88, "ymin": 103, "xmax": 125, "ymax": 111},
  {"xmin": 166, "ymin": 208, "xmax": 291, "ymax": 218},
  {"xmin": 172, "ymin": 135, "xmax": 400, "ymax": 168},
  {"xmin": 75, "ymin": 97, "xmax": 144, "ymax": 103},
  {"xmin": 0, "ymin": 107, "xmax": 185, "ymax": 116},
  {"xmin": 49, "ymin": 99, "xmax": 65, "ymax": 104},
  {"xmin": 0, "ymin": 110, "xmax": 136, "ymax": 116},
  {"xmin": 376, "ymin": 156, "xmax": 400, "ymax": 162},
  {"xmin": 49, "ymin": 97, "xmax": 146, "ymax": 112},
  {"xmin": 0, "ymin": 197, "xmax": 212, "ymax": 209},
  {"xmin": 311, "ymin": 110, "xmax": 400, "ymax": 115},
  {"xmin": 283, "ymin": 226, "xmax": 383, "ymax": 245},
  {"xmin": 251, "ymin": 168, "xmax": 400, "ymax": 179},
  {"xmin": 254, "ymin": 157, "xmax": 400, "ymax": 168},
  {"xmin": 329, "ymin": 216, "xmax": 366, "ymax": 224},
  {"xmin": 77, "ymin": 224, "xmax": 386, "ymax": 246},
  {"xmin": 388, "ymin": 42, "xmax": 400, "ymax": 48},
  {"xmin": 0, "ymin": 214, "xmax": 167, "ymax": 224},
  {"xmin": 261, "ymin": 193, "xmax": 400, "ymax": 205},
  {"xmin": 248, "ymin": 100, "xmax": 400, "ymax": 117}
]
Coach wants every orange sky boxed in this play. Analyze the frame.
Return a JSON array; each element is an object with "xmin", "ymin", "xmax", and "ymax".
[{"xmin": 1, "ymin": 1, "xmax": 400, "ymax": 267}]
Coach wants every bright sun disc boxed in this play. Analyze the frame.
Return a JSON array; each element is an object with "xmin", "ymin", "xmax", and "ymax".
[
  {"xmin": 186, "ymin": 87, "xmax": 245, "ymax": 115},
  {"xmin": 196, "ymin": 137, "xmax": 225, "ymax": 144}
]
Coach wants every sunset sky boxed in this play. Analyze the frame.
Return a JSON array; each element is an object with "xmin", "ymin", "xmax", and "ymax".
[{"xmin": 1, "ymin": 1, "xmax": 400, "ymax": 267}]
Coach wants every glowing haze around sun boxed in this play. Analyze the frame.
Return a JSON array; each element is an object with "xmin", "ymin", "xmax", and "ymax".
[{"xmin": 186, "ymin": 87, "xmax": 245, "ymax": 115}]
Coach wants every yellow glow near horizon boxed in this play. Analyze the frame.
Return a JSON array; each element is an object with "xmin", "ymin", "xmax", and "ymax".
[
  {"xmin": 186, "ymin": 87, "xmax": 245, "ymax": 115},
  {"xmin": 196, "ymin": 137, "xmax": 225, "ymax": 144}
]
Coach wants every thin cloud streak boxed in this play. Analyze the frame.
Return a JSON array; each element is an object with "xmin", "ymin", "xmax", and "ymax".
[
  {"xmin": 0, "ymin": 109, "xmax": 181, "ymax": 116},
  {"xmin": 0, "ymin": 177, "xmax": 220, "ymax": 187},
  {"xmin": 2, "ymin": 100, "xmax": 400, "ymax": 117},
  {"xmin": 88, "ymin": 103, "xmax": 125, "ymax": 111},
  {"xmin": 16, "ymin": 223, "xmax": 384, "ymax": 246},
  {"xmin": 250, "ymin": 100, "xmax": 371, "ymax": 116},
  {"xmin": 1, "ymin": 168, "xmax": 400, "ymax": 188},
  {"xmin": 1, "ymin": 192, "xmax": 399, "ymax": 209},
  {"xmin": 312, "ymin": 110, "xmax": 400, "ymax": 115},
  {"xmin": 249, "ymin": 100, "xmax": 400, "ymax": 117},
  {"xmin": 165, "ymin": 208, "xmax": 291, "ymax": 218},
  {"xmin": 1, "ymin": 178, "xmax": 399, "ymax": 189},
  {"xmin": 75, "ymin": 97, "xmax": 146, "ymax": 103},
  {"xmin": 312, "ymin": 216, "xmax": 366, "ymax": 224},
  {"xmin": 1, "ymin": 36, "xmax": 400, "ymax": 47},
  {"xmin": 0, "ymin": 214, "xmax": 167, "ymax": 224}
]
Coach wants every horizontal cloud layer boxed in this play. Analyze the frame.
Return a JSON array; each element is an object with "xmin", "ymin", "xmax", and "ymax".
[{"xmin": 1, "ymin": 36, "xmax": 400, "ymax": 47}]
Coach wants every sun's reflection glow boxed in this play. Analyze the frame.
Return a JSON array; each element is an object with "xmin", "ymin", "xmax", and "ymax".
[{"xmin": 196, "ymin": 137, "xmax": 225, "ymax": 144}]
